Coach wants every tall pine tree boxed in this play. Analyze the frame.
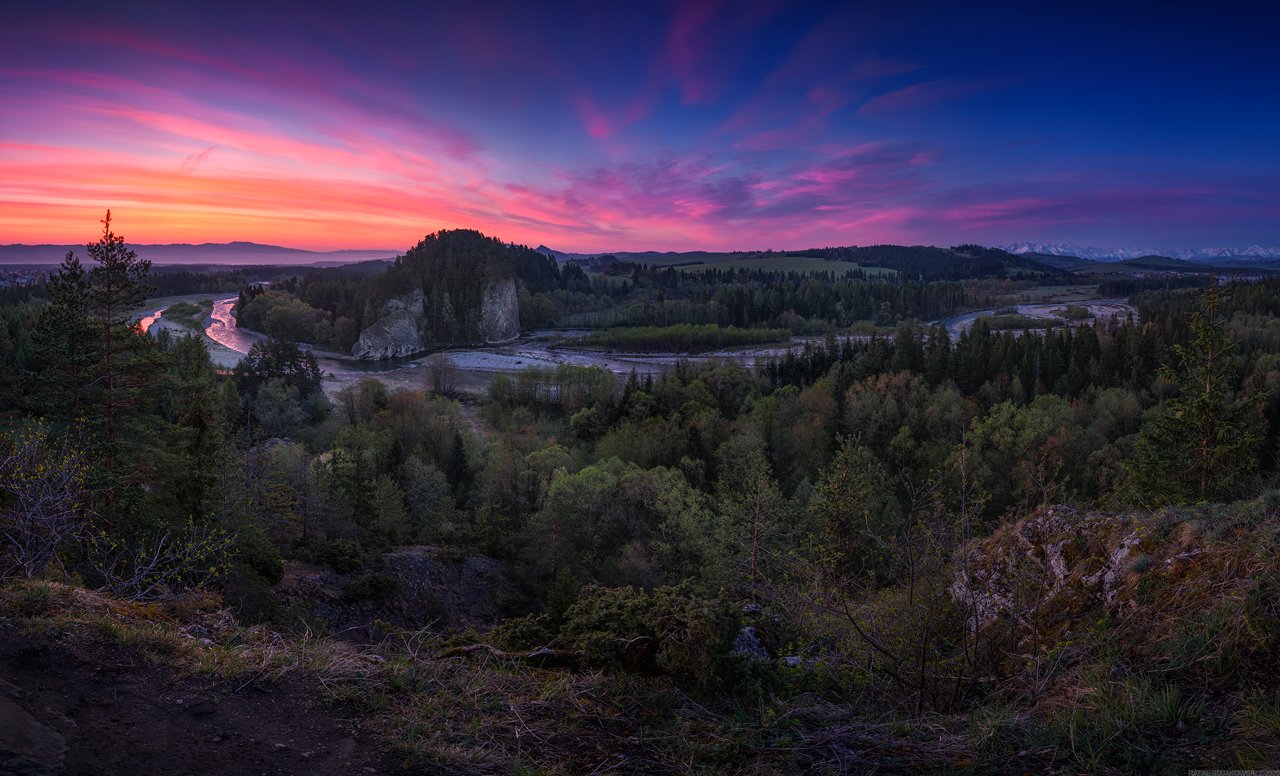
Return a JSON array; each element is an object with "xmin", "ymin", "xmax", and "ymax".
[
  {"xmin": 1128, "ymin": 286, "xmax": 1264, "ymax": 504},
  {"xmin": 86, "ymin": 210, "xmax": 153, "ymax": 471},
  {"xmin": 29, "ymin": 252, "xmax": 96, "ymax": 419}
]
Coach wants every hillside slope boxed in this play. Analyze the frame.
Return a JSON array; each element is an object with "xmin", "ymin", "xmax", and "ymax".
[
  {"xmin": 0, "ymin": 587, "xmax": 405, "ymax": 775},
  {"xmin": 4, "ymin": 496, "xmax": 1279, "ymax": 773}
]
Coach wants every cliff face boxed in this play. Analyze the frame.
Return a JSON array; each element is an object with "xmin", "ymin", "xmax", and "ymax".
[
  {"xmin": 351, "ymin": 289, "xmax": 427, "ymax": 359},
  {"xmin": 480, "ymin": 278, "xmax": 519, "ymax": 344},
  {"xmin": 351, "ymin": 280, "xmax": 520, "ymax": 359}
]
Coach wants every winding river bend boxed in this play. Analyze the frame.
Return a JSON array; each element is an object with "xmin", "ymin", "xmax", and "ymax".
[
  {"xmin": 206, "ymin": 297, "xmax": 262, "ymax": 354},
  {"xmin": 145, "ymin": 294, "xmax": 1136, "ymax": 394},
  {"xmin": 183, "ymin": 296, "xmax": 810, "ymax": 394}
]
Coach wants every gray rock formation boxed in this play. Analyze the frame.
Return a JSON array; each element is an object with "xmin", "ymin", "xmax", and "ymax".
[
  {"xmin": 949, "ymin": 504, "xmax": 1144, "ymax": 637},
  {"xmin": 351, "ymin": 290, "xmax": 426, "ymax": 360},
  {"xmin": 480, "ymin": 278, "xmax": 520, "ymax": 343},
  {"xmin": 352, "ymin": 279, "xmax": 520, "ymax": 359},
  {"xmin": 351, "ymin": 309, "xmax": 426, "ymax": 360},
  {"xmin": 731, "ymin": 626, "xmax": 770, "ymax": 662}
]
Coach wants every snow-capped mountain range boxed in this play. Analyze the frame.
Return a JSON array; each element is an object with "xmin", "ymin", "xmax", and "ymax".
[{"xmin": 1004, "ymin": 242, "xmax": 1280, "ymax": 262}]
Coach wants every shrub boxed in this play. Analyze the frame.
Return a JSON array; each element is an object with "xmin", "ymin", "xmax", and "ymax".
[
  {"xmin": 221, "ymin": 564, "xmax": 279, "ymax": 624},
  {"xmin": 0, "ymin": 426, "xmax": 91, "ymax": 580},
  {"xmin": 558, "ymin": 584, "xmax": 741, "ymax": 688},
  {"xmin": 320, "ymin": 538, "xmax": 363, "ymax": 573},
  {"xmin": 234, "ymin": 524, "xmax": 284, "ymax": 585},
  {"xmin": 88, "ymin": 520, "xmax": 233, "ymax": 602},
  {"xmin": 490, "ymin": 613, "xmax": 555, "ymax": 651}
]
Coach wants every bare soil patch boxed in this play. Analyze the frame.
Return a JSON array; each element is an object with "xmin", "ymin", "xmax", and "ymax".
[{"xmin": 0, "ymin": 627, "xmax": 418, "ymax": 776}]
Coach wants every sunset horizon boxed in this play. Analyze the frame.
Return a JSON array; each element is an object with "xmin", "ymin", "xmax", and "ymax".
[{"xmin": 5, "ymin": 2, "xmax": 1279, "ymax": 253}]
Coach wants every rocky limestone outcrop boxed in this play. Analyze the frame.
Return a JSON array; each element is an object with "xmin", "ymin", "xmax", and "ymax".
[
  {"xmin": 351, "ymin": 289, "xmax": 426, "ymax": 360},
  {"xmin": 352, "ymin": 280, "xmax": 520, "ymax": 359},
  {"xmin": 351, "ymin": 310, "xmax": 426, "ymax": 359},
  {"xmin": 480, "ymin": 277, "xmax": 519, "ymax": 343},
  {"xmin": 946, "ymin": 500, "xmax": 1276, "ymax": 687},
  {"xmin": 950, "ymin": 506, "xmax": 1146, "ymax": 640}
]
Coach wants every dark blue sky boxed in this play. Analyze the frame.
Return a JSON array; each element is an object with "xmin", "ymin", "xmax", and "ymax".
[{"xmin": 3, "ymin": 1, "xmax": 1277, "ymax": 251}]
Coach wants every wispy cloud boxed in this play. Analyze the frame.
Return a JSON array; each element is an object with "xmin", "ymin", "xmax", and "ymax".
[
  {"xmin": 178, "ymin": 145, "xmax": 216, "ymax": 173},
  {"xmin": 2, "ymin": 4, "xmax": 1275, "ymax": 251},
  {"xmin": 858, "ymin": 78, "xmax": 1009, "ymax": 116}
]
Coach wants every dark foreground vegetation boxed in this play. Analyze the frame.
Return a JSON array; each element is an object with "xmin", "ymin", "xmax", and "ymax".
[{"xmin": 4, "ymin": 215, "xmax": 1280, "ymax": 773}]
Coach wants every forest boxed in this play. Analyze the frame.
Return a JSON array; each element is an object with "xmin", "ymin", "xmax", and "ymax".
[
  {"xmin": 223, "ymin": 230, "xmax": 1047, "ymax": 355},
  {"xmin": 3, "ymin": 219, "xmax": 1280, "ymax": 772}
]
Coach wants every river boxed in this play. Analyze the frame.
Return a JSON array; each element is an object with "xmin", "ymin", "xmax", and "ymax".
[
  {"xmin": 181, "ymin": 297, "xmax": 816, "ymax": 394},
  {"xmin": 147, "ymin": 295, "xmax": 1136, "ymax": 395},
  {"xmin": 136, "ymin": 308, "xmax": 165, "ymax": 333},
  {"xmin": 206, "ymin": 297, "xmax": 263, "ymax": 354},
  {"xmin": 931, "ymin": 298, "xmax": 1137, "ymax": 341}
]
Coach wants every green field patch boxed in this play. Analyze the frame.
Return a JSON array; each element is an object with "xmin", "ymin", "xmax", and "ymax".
[
  {"xmin": 161, "ymin": 299, "xmax": 214, "ymax": 329},
  {"xmin": 675, "ymin": 255, "xmax": 895, "ymax": 276}
]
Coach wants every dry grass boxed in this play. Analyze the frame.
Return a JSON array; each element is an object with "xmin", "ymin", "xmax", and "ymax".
[{"xmin": 5, "ymin": 496, "xmax": 1279, "ymax": 772}]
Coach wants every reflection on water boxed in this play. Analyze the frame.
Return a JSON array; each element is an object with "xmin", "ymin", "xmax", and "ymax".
[
  {"xmin": 337, "ymin": 354, "xmax": 427, "ymax": 372},
  {"xmin": 199, "ymin": 293, "xmax": 817, "ymax": 382},
  {"xmin": 203, "ymin": 296, "xmax": 429, "ymax": 373},
  {"xmin": 137, "ymin": 308, "xmax": 164, "ymax": 333},
  {"xmin": 931, "ymin": 298, "xmax": 1136, "ymax": 341},
  {"xmin": 205, "ymin": 297, "xmax": 263, "ymax": 354}
]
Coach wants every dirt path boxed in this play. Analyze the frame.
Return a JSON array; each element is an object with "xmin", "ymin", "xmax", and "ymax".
[{"xmin": 0, "ymin": 628, "xmax": 414, "ymax": 775}]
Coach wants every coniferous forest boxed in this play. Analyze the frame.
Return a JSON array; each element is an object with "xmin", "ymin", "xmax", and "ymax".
[{"xmin": 4, "ymin": 216, "xmax": 1280, "ymax": 772}]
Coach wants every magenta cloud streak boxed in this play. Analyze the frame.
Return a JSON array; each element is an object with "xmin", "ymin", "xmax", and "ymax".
[{"xmin": 2, "ymin": 4, "xmax": 1275, "ymax": 252}]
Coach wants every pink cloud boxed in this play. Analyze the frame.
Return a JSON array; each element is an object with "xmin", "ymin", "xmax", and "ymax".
[
  {"xmin": 859, "ymin": 78, "xmax": 1009, "ymax": 116},
  {"xmin": 572, "ymin": 70, "xmax": 666, "ymax": 141},
  {"xmin": 733, "ymin": 119, "xmax": 825, "ymax": 152},
  {"xmin": 3, "ymin": 16, "xmax": 1272, "ymax": 255},
  {"xmin": 178, "ymin": 145, "xmax": 216, "ymax": 173},
  {"xmin": 664, "ymin": 0, "xmax": 726, "ymax": 104}
]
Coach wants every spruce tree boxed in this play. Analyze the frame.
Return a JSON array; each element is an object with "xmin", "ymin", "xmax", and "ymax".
[
  {"xmin": 86, "ymin": 210, "xmax": 153, "ymax": 468},
  {"xmin": 31, "ymin": 213, "xmax": 157, "ymax": 525},
  {"xmin": 29, "ymin": 252, "xmax": 97, "ymax": 419},
  {"xmin": 1128, "ymin": 286, "xmax": 1263, "ymax": 504}
]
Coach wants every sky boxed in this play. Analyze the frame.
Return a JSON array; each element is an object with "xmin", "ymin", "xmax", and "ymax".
[{"xmin": 2, "ymin": 1, "xmax": 1279, "ymax": 254}]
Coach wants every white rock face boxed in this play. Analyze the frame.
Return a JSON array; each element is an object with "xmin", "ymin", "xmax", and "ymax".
[
  {"xmin": 351, "ymin": 309, "xmax": 426, "ymax": 359},
  {"xmin": 352, "ymin": 280, "xmax": 520, "ymax": 359},
  {"xmin": 352, "ymin": 290, "xmax": 428, "ymax": 359},
  {"xmin": 382, "ymin": 288, "xmax": 425, "ymax": 315},
  {"xmin": 480, "ymin": 278, "xmax": 519, "ymax": 343}
]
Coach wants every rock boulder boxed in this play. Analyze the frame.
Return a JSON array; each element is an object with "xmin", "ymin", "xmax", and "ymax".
[
  {"xmin": 351, "ymin": 290, "xmax": 427, "ymax": 360},
  {"xmin": 351, "ymin": 309, "xmax": 426, "ymax": 359}
]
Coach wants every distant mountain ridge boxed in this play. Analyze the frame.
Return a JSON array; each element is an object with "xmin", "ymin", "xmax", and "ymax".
[
  {"xmin": 1004, "ymin": 242, "xmax": 1280, "ymax": 262},
  {"xmin": 537, "ymin": 242, "xmax": 1280, "ymax": 267},
  {"xmin": 0, "ymin": 241, "xmax": 398, "ymax": 265},
  {"xmin": 8, "ymin": 238, "xmax": 1276, "ymax": 269}
]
